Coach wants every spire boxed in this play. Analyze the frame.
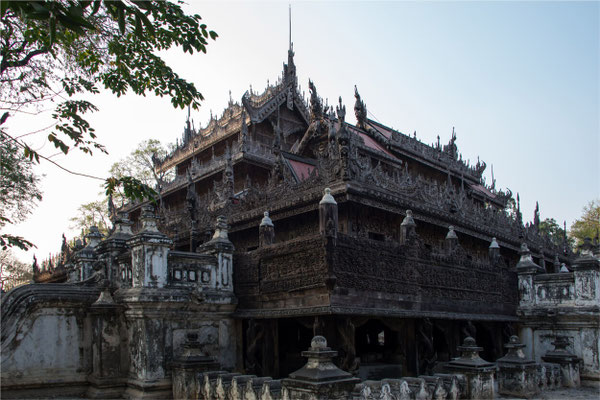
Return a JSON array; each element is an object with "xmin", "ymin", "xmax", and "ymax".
[
  {"xmin": 283, "ymin": 7, "xmax": 296, "ymax": 87},
  {"xmin": 516, "ymin": 193, "xmax": 523, "ymax": 225},
  {"xmin": 183, "ymin": 105, "xmax": 193, "ymax": 145},
  {"xmin": 534, "ymin": 201, "xmax": 540, "ymax": 227}
]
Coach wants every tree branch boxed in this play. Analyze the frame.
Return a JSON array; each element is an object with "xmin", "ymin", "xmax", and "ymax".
[
  {"xmin": 1, "ymin": 47, "xmax": 48, "ymax": 74},
  {"xmin": 1, "ymin": 131, "xmax": 105, "ymax": 181}
]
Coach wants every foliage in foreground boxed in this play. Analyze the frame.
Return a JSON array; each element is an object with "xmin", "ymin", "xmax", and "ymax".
[{"xmin": 0, "ymin": 0, "xmax": 217, "ymax": 249}]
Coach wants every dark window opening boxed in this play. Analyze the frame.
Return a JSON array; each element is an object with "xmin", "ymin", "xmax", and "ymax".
[{"xmin": 368, "ymin": 232, "xmax": 385, "ymax": 241}]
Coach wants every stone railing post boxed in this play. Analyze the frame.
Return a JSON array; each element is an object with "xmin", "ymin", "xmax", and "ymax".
[
  {"xmin": 172, "ymin": 333, "xmax": 220, "ymax": 400},
  {"xmin": 445, "ymin": 337, "xmax": 496, "ymax": 399},
  {"xmin": 198, "ymin": 215, "xmax": 235, "ymax": 292},
  {"xmin": 570, "ymin": 240, "xmax": 600, "ymax": 306},
  {"xmin": 516, "ymin": 243, "xmax": 545, "ymax": 308},
  {"xmin": 74, "ymin": 226, "xmax": 104, "ymax": 281},
  {"xmin": 259, "ymin": 211, "xmax": 275, "ymax": 247},
  {"xmin": 86, "ymin": 285, "xmax": 123, "ymax": 399},
  {"xmin": 542, "ymin": 336, "xmax": 582, "ymax": 387},
  {"xmin": 282, "ymin": 336, "xmax": 359, "ymax": 400},
  {"xmin": 127, "ymin": 204, "xmax": 173, "ymax": 288},
  {"xmin": 95, "ymin": 211, "xmax": 133, "ymax": 284},
  {"xmin": 496, "ymin": 335, "xmax": 539, "ymax": 398}
]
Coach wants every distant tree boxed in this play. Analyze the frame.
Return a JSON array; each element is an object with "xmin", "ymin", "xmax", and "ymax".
[
  {"xmin": 69, "ymin": 200, "xmax": 110, "ymax": 237},
  {"xmin": 0, "ymin": 133, "xmax": 42, "ymax": 250},
  {"xmin": 0, "ymin": 250, "xmax": 33, "ymax": 291},
  {"xmin": 1, "ymin": 0, "xmax": 217, "ymax": 249},
  {"xmin": 570, "ymin": 199, "xmax": 600, "ymax": 247},
  {"xmin": 539, "ymin": 217, "xmax": 574, "ymax": 250},
  {"xmin": 108, "ymin": 139, "xmax": 173, "ymax": 207},
  {"xmin": 71, "ymin": 139, "xmax": 172, "ymax": 234}
]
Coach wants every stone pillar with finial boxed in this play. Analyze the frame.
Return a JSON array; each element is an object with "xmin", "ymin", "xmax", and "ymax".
[
  {"xmin": 259, "ymin": 211, "xmax": 275, "ymax": 247},
  {"xmin": 488, "ymin": 237, "xmax": 500, "ymax": 262},
  {"xmin": 95, "ymin": 211, "xmax": 133, "ymax": 285},
  {"xmin": 496, "ymin": 335, "xmax": 540, "ymax": 398},
  {"xmin": 74, "ymin": 226, "xmax": 104, "ymax": 281},
  {"xmin": 400, "ymin": 210, "xmax": 416, "ymax": 245},
  {"xmin": 198, "ymin": 215, "xmax": 235, "ymax": 293},
  {"xmin": 542, "ymin": 336, "xmax": 582, "ymax": 387},
  {"xmin": 319, "ymin": 188, "xmax": 338, "ymax": 238},
  {"xmin": 516, "ymin": 243, "xmax": 545, "ymax": 308},
  {"xmin": 126, "ymin": 204, "xmax": 173, "ymax": 288},
  {"xmin": 516, "ymin": 242, "xmax": 546, "ymax": 360},
  {"xmin": 282, "ymin": 336, "xmax": 359, "ymax": 399},
  {"xmin": 445, "ymin": 336, "xmax": 497, "ymax": 399},
  {"xmin": 87, "ymin": 284, "xmax": 123, "ymax": 399},
  {"xmin": 571, "ymin": 237, "xmax": 600, "ymax": 307}
]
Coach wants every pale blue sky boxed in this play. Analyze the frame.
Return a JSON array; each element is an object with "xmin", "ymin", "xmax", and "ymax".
[{"xmin": 9, "ymin": 1, "xmax": 599, "ymax": 262}]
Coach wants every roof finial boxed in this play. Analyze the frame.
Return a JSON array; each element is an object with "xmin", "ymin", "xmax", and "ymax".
[{"xmin": 289, "ymin": 4, "xmax": 292, "ymax": 51}]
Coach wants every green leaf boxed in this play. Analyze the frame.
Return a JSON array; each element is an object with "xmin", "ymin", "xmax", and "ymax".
[
  {"xmin": 209, "ymin": 30, "xmax": 218, "ymax": 40},
  {"xmin": 118, "ymin": 6, "xmax": 125, "ymax": 34},
  {"xmin": 49, "ymin": 16, "xmax": 56, "ymax": 45},
  {"xmin": 91, "ymin": 0, "xmax": 101, "ymax": 15},
  {"xmin": 135, "ymin": 13, "xmax": 142, "ymax": 37}
]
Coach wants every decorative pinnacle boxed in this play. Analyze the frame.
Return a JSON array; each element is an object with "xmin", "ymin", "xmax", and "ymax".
[
  {"xmin": 311, "ymin": 335, "xmax": 328, "ymax": 350},
  {"xmin": 401, "ymin": 210, "xmax": 416, "ymax": 227},
  {"xmin": 489, "ymin": 237, "xmax": 500, "ymax": 249},
  {"xmin": 446, "ymin": 225, "xmax": 458, "ymax": 240},
  {"xmin": 260, "ymin": 211, "xmax": 274, "ymax": 227},
  {"xmin": 319, "ymin": 188, "xmax": 337, "ymax": 205}
]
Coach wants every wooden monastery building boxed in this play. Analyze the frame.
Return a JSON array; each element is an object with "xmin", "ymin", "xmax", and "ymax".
[{"xmin": 119, "ymin": 45, "xmax": 570, "ymax": 379}]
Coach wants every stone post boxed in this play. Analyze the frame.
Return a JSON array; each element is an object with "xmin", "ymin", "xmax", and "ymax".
[
  {"xmin": 86, "ymin": 286, "xmax": 123, "ymax": 399},
  {"xmin": 172, "ymin": 332, "xmax": 220, "ymax": 400},
  {"xmin": 400, "ymin": 210, "xmax": 416, "ymax": 245},
  {"xmin": 488, "ymin": 237, "xmax": 500, "ymax": 262},
  {"xmin": 127, "ymin": 204, "xmax": 173, "ymax": 288},
  {"xmin": 516, "ymin": 243, "xmax": 545, "ymax": 308},
  {"xmin": 445, "ymin": 337, "xmax": 496, "ymax": 399},
  {"xmin": 319, "ymin": 188, "xmax": 338, "ymax": 238},
  {"xmin": 570, "ymin": 242, "xmax": 600, "ymax": 306},
  {"xmin": 95, "ymin": 211, "xmax": 133, "ymax": 285},
  {"xmin": 198, "ymin": 215, "xmax": 235, "ymax": 292},
  {"xmin": 496, "ymin": 335, "xmax": 540, "ymax": 398},
  {"xmin": 542, "ymin": 336, "xmax": 582, "ymax": 387},
  {"xmin": 445, "ymin": 225, "xmax": 458, "ymax": 253},
  {"xmin": 282, "ymin": 336, "xmax": 359, "ymax": 400},
  {"xmin": 259, "ymin": 211, "xmax": 275, "ymax": 247},
  {"xmin": 74, "ymin": 226, "xmax": 104, "ymax": 281}
]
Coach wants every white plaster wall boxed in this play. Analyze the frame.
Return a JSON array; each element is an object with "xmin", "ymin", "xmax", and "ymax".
[
  {"xmin": 1, "ymin": 309, "xmax": 85, "ymax": 384},
  {"xmin": 580, "ymin": 328, "xmax": 600, "ymax": 378}
]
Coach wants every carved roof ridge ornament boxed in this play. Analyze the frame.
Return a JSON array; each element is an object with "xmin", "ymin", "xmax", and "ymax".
[
  {"xmin": 308, "ymin": 79, "xmax": 323, "ymax": 122},
  {"xmin": 354, "ymin": 85, "xmax": 367, "ymax": 129}
]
